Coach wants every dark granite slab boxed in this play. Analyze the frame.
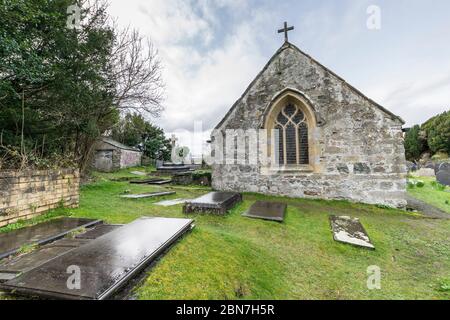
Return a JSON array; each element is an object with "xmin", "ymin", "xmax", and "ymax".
[
  {"xmin": 0, "ymin": 218, "xmax": 102, "ymax": 260},
  {"xmin": 329, "ymin": 216, "xmax": 375, "ymax": 250},
  {"xmin": 183, "ymin": 192, "xmax": 242, "ymax": 215},
  {"xmin": 120, "ymin": 191, "xmax": 176, "ymax": 199},
  {"xmin": 75, "ymin": 225, "xmax": 122, "ymax": 240},
  {"xmin": 0, "ymin": 217, "xmax": 194, "ymax": 300},
  {"xmin": 43, "ymin": 238, "xmax": 91, "ymax": 248},
  {"xmin": 0, "ymin": 246, "xmax": 75, "ymax": 274},
  {"xmin": 242, "ymin": 201, "xmax": 287, "ymax": 222}
]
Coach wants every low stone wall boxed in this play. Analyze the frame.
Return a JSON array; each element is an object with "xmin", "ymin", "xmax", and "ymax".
[{"xmin": 0, "ymin": 169, "xmax": 80, "ymax": 227}]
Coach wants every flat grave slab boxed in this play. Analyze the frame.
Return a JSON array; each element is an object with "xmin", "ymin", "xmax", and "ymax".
[
  {"xmin": 154, "ymin": 199, "xmax": 191, "ymax": 207},
  {"xmin": 130, "ymin": 179, "xmax": 172, "ymax": 185},
  {"xmin": 0, "ymin": 218, "xmax": 101, "ymax": 260},
  {"xmin": 329, "ymin": 216, "xmax": 375, "ymax": 250},
  {"xmin": 0, "ymin": 217, "xmax": 194, "ymax": 300},
  {"xmin": 183, "ymin": 192, "xmax": 242, "ymax": 215},
  {"xmin": 0, "ymin": 272, "xmax": 18, "ymax": 282},
  {"xmin": 120, "ymin": 191, "xmax": 176, "ymax": 199},
  {"xmin": 130, "ymin": 171, "xmax": 147, "ymax": 176},
  {"xmin": 75, "ymin": 225, "xmax": 122, "ymax": 240},
  {"xmin": 242, "ymin": 201, "xmax": 287, "ymax": 222}
]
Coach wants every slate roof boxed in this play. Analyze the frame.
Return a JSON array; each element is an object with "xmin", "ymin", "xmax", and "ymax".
[{"xmin": 100, "ymin": 137, "xmax": 141, "ymax": 152}]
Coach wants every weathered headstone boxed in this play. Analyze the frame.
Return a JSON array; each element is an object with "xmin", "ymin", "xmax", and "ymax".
[
  {"xmin": 329, "ymin": 216, "xmax": 375, "ymax": 250},
  {"xmin": 183, "ymin": 192, "xmax": 242, "ymax": 215},
  {"xmin": 242, "ymin": 201, "xmax": 287, "ymax": 222},
  {"xmin": 438, "ymin": 162, "xmax": 450, "ymax": 173},
  {"xmin": 436, "ymin": 170, "xmax": 450, "ymax": 187}
]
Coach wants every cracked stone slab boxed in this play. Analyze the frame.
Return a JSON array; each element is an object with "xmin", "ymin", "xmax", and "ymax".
[
  {"xmin": 120, "ymin": 191, "xmax": 176, "ymax": 199},
  {"xmin": 242, "ymin": 201, "xmax": 287, "ymax": 222},
  {"xmin": 329, "ymin": 216, "xmax": 375, "ymax": 250}
]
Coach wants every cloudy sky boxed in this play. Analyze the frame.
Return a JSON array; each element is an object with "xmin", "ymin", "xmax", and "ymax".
[{"xmin": 108, "ymin": 0, "xmax": 450, "ymax": 154}]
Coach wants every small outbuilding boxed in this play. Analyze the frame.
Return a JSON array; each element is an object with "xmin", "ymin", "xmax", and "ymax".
[{"xmin": 92, "ymin": 137, "xmax": 142, "ymax": 172}]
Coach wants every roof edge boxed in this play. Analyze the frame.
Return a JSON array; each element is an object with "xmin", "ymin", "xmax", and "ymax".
[{"xmin": 214, "ymin": 41, "xmax": 405, "ymax": 131}]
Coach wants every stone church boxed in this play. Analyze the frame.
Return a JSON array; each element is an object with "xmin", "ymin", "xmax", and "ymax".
[{"xmin": 212, "ymin": 29, "xmax": 407, "ymax": 208}]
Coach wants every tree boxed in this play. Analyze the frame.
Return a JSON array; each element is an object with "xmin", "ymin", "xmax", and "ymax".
[
  {"xmin": 404, "ymin": 125, "xmax": 427, "ymax": 161},
  {"xmin": 0, "ymin": 0, "xmax": 164, "ymax": 171},
  {"xmin": 112, "ymin": 113, "xmax": 171, "ymax": 160},
  {"xmin": 421, "ymin": 110, "xmax": 450, "ymax": 155}
]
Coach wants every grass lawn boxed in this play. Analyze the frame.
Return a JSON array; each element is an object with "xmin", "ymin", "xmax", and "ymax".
[
  {"xmin": 1, "ymin": 168, "xmax": 449, "ymax": 300},
  {"xmin": 407, "ymin": 176, "xmax": 450, "ymax": 214}
]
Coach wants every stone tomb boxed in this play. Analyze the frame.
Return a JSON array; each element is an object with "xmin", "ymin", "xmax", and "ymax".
[
  {"xmin": 120, "ymin": 191, "xmax": 176, "ymax": 199},
  {"xmin": 0, "ymin": 218, "xmax": 101, "ymax": 260},
  {"xmin": 0, "ymin": 217, "xmax": 194, "ymax": 300},
  {"xmin": 183, "ymin": 192, "xmax": 242, "ymax": 215},
  {"xmin": 242, "ymin": 201, "xmax": 287, "ymax": 222},
  {"xmin": 329, "ymin": 216, "xmax": 375, "ymax": 250}
]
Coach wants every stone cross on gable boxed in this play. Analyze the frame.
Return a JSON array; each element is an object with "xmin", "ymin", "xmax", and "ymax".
[{"xmin": 278, "ymin": 21, "xmax": 294, "ymax": 42}]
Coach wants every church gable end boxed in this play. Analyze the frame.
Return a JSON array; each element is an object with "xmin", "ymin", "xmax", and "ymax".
[{"xmin": 212, "ymin": 41, "xmax": 407, "ymax": 208}]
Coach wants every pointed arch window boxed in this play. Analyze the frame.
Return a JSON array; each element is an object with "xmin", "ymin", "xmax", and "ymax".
[{"xmin": 274, "ymin": 104, "xmax": 309, "ymax": 166}]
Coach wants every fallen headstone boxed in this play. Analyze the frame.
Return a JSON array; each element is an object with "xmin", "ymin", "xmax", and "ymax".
[
  {"xmin": 329, "ymin": 216, "xmax": 375, "ymax": 250},
  {"xmin": 154, "ymin": 199, "xmax": 190, "ymax": 207},
  {"xmin": 120, "ymin": 191, "xmax": 176, "ymax": 199},
  {"xmin": 242, "ymin": 201, "xmax": 287, "ymax": 222},
  {"xmin": 0, "ymin": 217, "xmax": 194, "ymax": 300},
  {"xmin": 183, "ymin": 192, "xmax": 242, "ymax": 215},
  {"xmin": 0, "ymin": 218, "xmax": 101, "ymax": 260}
]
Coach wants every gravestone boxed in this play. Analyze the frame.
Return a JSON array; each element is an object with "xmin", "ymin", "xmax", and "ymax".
[
  {"xmin": 329, "ymin": 216, "xmax": 375, "ymax": 250},
  {"xmin": 242, "ymin": 201, "xmax": 287, "ymax": 222},
  {"xmin": 120, "ymin": 191, "xmax": 176, "ymax": 199},
  {"xmin": 436, "ymin": 170, "xmax": 450, "ymax": 186},
  {"xmin": 0, "ymin": 218, "xmax": 101, "ymax": 260},
  {"xmin": 183, "ymin": 192, "xmax": 242, "ymax": 215},
  {"xmin": 0, "ymin": 217, "xmax": 194, "ymax": 300},
  {"xmin": 154, "ymin": 199, "xmax": 190, "ymax": 207},
  {"xmin": 438, "ymin": 162, "xmax": 450, "ymax": 173}
]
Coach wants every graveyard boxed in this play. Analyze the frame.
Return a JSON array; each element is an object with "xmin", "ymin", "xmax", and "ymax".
[{"xmin": 0, "ymin": 166, "xmax": 448, "ymax": 300}]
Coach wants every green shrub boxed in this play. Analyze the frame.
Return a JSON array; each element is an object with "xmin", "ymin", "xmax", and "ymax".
[{"xmin": 416, "ymin": 181, "xmax": 425, "ymax": 188}]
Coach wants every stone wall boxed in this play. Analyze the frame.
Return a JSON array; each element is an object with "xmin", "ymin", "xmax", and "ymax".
[
  {"xmin": 0, "ymin": 169, "xmax": 80, "ymax": 227},
  {"xmin": 213, "ymin": 43, "xmax": 407, "ymax": 208}
]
